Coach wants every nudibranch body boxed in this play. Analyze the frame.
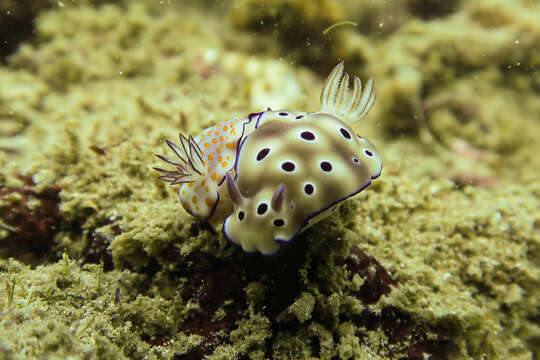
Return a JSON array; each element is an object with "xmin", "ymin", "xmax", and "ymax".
[
  {"xmin": 155, "ymin": 62, "xmax": 381, "ymax": 254},
  {"xmin": 224, "ymin": 113, "xmax": 381, "ymax": 254}
]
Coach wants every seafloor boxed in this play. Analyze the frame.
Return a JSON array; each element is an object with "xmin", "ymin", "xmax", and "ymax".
[{"xmin": 0, "ymin": 0, "xmax": 539, "ymax": 359}]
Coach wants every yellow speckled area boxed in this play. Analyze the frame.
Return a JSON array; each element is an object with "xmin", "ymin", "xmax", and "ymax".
[{"xmin": 0, "ymin": 0, "xmax": 539, "ymax": 359}]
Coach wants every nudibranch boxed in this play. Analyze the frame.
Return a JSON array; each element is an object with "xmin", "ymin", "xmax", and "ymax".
[{"xmin": 155, "ymin": 62, "xmax": 381, "ymax": 255}]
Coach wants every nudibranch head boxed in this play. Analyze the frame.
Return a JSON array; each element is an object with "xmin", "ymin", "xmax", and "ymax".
[{"xmin": 223, "ymin": 174, "xmax": 289, "ymax": 255}]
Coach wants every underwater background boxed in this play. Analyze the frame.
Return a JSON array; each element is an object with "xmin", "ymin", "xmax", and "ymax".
[{"xmin": 0, "ymin": 0, "xmax": 539, "ymax": 359}]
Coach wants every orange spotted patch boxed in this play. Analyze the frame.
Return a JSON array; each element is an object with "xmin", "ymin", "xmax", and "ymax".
[{"xmin": 205, "ymin": 198, "xmax": 213, "ymax": 206}]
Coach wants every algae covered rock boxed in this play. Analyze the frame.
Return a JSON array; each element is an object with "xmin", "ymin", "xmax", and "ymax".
[
  {"xmin": 0, "ymin": 0, "xmax": 120, "ymax": 58},
  {"xmin": 0, "ymin": 0, "xmax": 539, "ymax": 359},
  {"xmin": 369, "ymin": 0, "xmax": 540, "ymax": 147}
]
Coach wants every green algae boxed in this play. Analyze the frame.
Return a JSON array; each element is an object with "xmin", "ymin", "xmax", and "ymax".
[
  {"xmin": 0, "ymin": 255, "xmax": 201, "ymax": 359},
  {"xmin": 0, "ymin": 0, "xmax": 539, "ymax": 359}
]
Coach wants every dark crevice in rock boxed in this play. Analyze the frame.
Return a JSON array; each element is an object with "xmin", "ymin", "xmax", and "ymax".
[
  {"xmin": 165, "ymin": 241, "xmax": 451, "ymax": 359},
  {"xmin": 407, "ymin": 0, "xmax": 461, "ymax": 20},
  {"xmin": 354, "ymin": 306, "xmax": 451, "ymax": 360},
  {"xmin": 0, "ymin": 173, "xmax": 61, "ymax": 261},
  {"xmin": 83, "ymin": 222, "xmax": 121, "ymax": 271},
  {"xmin": 335, "ymin": 245, "xmax": 398, "ymax": 305},
  {"xmin": 0, "ymin": 9, "xmax": 39, "ymax": 61}
]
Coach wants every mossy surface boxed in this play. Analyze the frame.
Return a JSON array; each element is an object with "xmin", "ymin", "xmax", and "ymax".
[{"xmin": 1, "ymin": 1, "xmax": 539, "ymax": 359}]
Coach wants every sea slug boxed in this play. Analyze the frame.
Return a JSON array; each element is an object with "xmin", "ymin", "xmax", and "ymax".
[{"xmin": 155, "ymin": 62, "xmax": 381, "ymax": 254}]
